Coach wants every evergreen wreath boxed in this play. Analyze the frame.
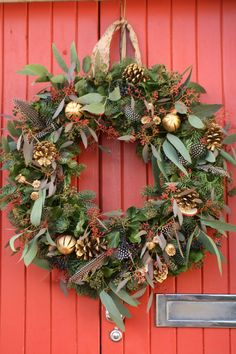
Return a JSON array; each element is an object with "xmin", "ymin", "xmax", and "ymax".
[{"xmin": 1, "ymin": 20, "xmax": 236, "ymax": 330}]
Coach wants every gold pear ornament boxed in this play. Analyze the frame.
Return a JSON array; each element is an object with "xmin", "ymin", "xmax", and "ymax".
[
  {"xmin": 162, "ymin": 110, "xmax": 181, "ymax": 132},
  {"xmin": 56, "ymin": 235, "xmax": 77, "ymax": 255}
]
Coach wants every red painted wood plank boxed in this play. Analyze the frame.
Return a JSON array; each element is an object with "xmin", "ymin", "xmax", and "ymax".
[
  {"xmin": 198, "ymin": 1, "xmax": 230, "ymax": 354},
  {"xmin": 147, "ymin": 2, "xmax": 177, "ymax": 354},
  {"xmin": 24, "ymin": 4, "xmax": 52, "ymax": 354},
  {"xmin": 171, "ymin": 1, "xmax": 204, "ymax": 353},
  {"xmin": 99, "ymin": 2, "xmax": 124, "ymax": 354},
  {"xmin": 123, "ymin": 2, "xmax": 151, "ymax": 354},
  {"xmin": 51, "ymin": 3, "xmax": 78, "ymax": 354},
  {"xmin": 76, "ymin": 3, "xmax": 101, "ymax": 354},
  {"xmin": 25, "ymin": 4, "xmax": 51, "ymax": 354},
  {"xmin": 222, "ymin": 1, "xmax": 236, "ymax": 353},
  {"xmin": 0, "ymin": 4, "xmax": 27, "ymax": 354}
]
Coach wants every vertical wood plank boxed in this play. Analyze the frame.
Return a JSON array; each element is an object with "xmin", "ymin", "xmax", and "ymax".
[
  {"xmin": 222, "ymin": 1, "xmax": 236, "ymax": 353},
  {"xmin": 51, "ymin": 3, "xmax": 77, "ymax": 354},
  {"xmin": 76, "ymin": 2, "xmax": 101, "ymax": 354},
  {"xmin": 171, "ymin": 1, "xmax": 203, "ymax": 353},
  {"xmin": 148, "ymin": 1, "xmax": 177, "ymax": 354},
  {"xmin": 99, "ymin": 1, "xmax": 124, "ymax": 354},
  {"xmin": 197, "ymin": 1, "xmax": 230, "ymax": 353},
  {"xmin": 25, "ymin": 4, "xmax": 52, "ymax": 354},
  {"xmin": 0, "ymin": 4, "xmax": 27, "ymax": 354},
  {"xmin": 124, "ymin": 1, "xmax": 150, "ymax": 352}
]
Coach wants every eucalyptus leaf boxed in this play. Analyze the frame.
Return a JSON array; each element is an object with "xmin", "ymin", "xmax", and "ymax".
[
  {"xmin": 163, "ymin": 140, "xmax": 188, "ymax": 175},
  {"xmin": 108, "ymin": 86, "xmax": 121, "ymax": 101},
  {"xmin": 88, "ymin": 127, "xmax": 98, "ymax": 142},
  {"xmin": 17, "ymin": 64, "xmax": 49, "ymax": 76},
  {"xmin": 9, "ymin": 232, "xmax": 24, "ymax": 252},
  {"xmin": 106, "ymin": 231, "xmax": 120, "ymax": 248},
  {"xmin": 198, "ymin": 230, "xmax": 223, "ymax": 274},
  {"xmin": 78, "ymin": 93, "xmax": 103, "ymax": 105},
  {"xmin": 81, "ymin": 103, "xmax": 105, "ymax": 115},
  {"xmin": 109, "ymin": 283, "xmax": 139, "ymax": 306},
  {"xmin": 201, "ymin": 218, "xmax": 236, "ymax": 232},
  {"xmin": 146, "ymin": 291, "xmax": 154, "ymax": 313},
  {"xmin": 99, "ymin": 290, "xmax": 125, "ymax": 331},
  {"xmin": 220, "ymin": 150, "xmax": 236, "ymax": 167},
  {"xmin": 50, "ymin": 74, "xmax": 66, "ymax": 85},
  {"xmin": 46, "ymin": 230, "xmax": 56, "ymax": 246},
  {"xmin": 24, "ymin": 228, "xmax": 47, "ymax": 266},
  {"xmin": 82, "ymin": 56, "xmax": 91, "ymax": 73},
  {"xmin": 188, "ymin": 115, "xmax": 205, "ymax": 129},
  {"xmin": 52, "ymin": 98, "xmax": 65, "ymax": 119},
  {"xmin": 205, "ymin": 151, "xmax": 216, "ymax": 163},
  {"xmin": 52, "ymin": 43, "xmax": 69, "ymax": 73},
  {"xmin": 175, "ymin": 101, "xmax": 187, "ymax": 114},
  {"xmin": 32, "ymin": 257, "xmax": 51, "ymax": 270},
  {"xmin": 80, "ymin": 129, "xmax": 88, "ymax": 148},
  {"xmin": 110, "ymin": 292, "xmax": 132, "ymax": 318},
  {"xmin": 70, "ymin": 41, "xmax": 80, "ymax": 72},
  {"xmin": 118, "ymin": 135, "xmax": 134, "ymax": 142},
  {"xmin": 30, "ymin": 189, "xmax": 46, "ymax": 226},
  {"xmin": 223, "ymin": 134, "xmax": 236, "ymax": 145},
  {"xmin": 167, "ymin": 133, "xmax": 191, "ymax": 162},
  {"xmin": 191, "ymin": 103, "xmax": 222, "ymax": 119}
]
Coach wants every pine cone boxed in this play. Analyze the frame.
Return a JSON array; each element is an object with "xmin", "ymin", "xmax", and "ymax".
[
  {"xmin": 166, "ymin": 259, "xmax": 178, "ymax": 271},
  {"xmin": 33, "ymin": 141, "xmax": 58, "ymax": 167},
  {"xmin": 122, "ymin": 63, "xmax": 146, "ymax": 84},
  {"xmin": 175, "ymin": 189, "xmax": 201, "ymax": 210},
  {"xmin": 190, "ymin": 142, "xmax": 207, "ymax": 160},
  {"xmin": 206, "ymin": 123, "xmax": 224, "ymax": 151},
  {"xmin": 173, "ymin": 250, "xmax": 186, "ymax": 266},
  {"xmin": 123, "ymin": 105, "xmax": 141, "ymax": 122},
  {"xmin": 153, "ymin": 264, "xmax": 168, "ymax": 283},
  {"xmin": 75, "ymin": 235, "xmax": 107, "ymax": 261}
]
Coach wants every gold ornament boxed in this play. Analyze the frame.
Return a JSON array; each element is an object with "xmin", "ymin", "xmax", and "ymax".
[
  {"xmin": 153, "ymin": 115, "xmax": 161, "ymax": 125},
  {"xmin": 141, "ymin": 116, "xmax": 152, "ymax": 125},
  {"xmin": 146, "ymin": 241, "xmax": 156, "ymax": 250},
  {"xmin": 75, "ymin": 235, "xmax": 107, "ymax": 261},
  {"xmin": 15, "ymin": 174, "xmax": 26, "ymax": 184},
  {"xmin": 162, "ymin": 111, "xmax": 181, "ymax": 132},
  {"xmin": 153, "ymin": 264, "xmax": 168, "ymax": 283},
  {"xmin": 33, "ymin": 141, "xmax": 58, "ymax": 167},
  {"xmin": 56, "ymin": 235, "xmax": 77, "ymax": 255},
  {"xmin": 65, "ymin": 101, "xmax": 83, "ymax": 120},
  {"xmin": 206, "ymin": 123, "xmax": 224, "ymax": 151},
  {"xmin": 30, "ymin": 191, "xmax": 39, "ymax": 201},
  {"xmin": 165, "ymin": 243, "xmax": 176, "ymax": 256},
  {"xmin": 32, "ymin": 180, "xmax": 41, "ymax": 189},
  {"xmin": 122, "ymin": 63, "xmax": 146, "ymax": 84}
]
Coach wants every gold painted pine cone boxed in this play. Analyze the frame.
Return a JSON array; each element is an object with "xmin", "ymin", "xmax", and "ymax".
[
  {"xmin": 75, "ymin": 235, "xmax": 107, "ymax": 261},
  {"xmin": 122, "ymin": 63, "xmax": 146, "ymax": 84},
  {"xmin": 153, "ymin": 264, "xmax": 168, "ymax": 283},
  {"xmin": 56, "ymin": 235, "xmax": 77, "ymax": 255},
  {"xmin": 33, "ymin": 141, "xmax": 58, "ymax": 167},
  {"xmin": 175, "ymin": 189, "xmax": 201, "ymax": 216},
  {"xmin": 206, "ymin": 123, "xmax": 224, "ymax": 151},
  {"xmin": 65, "ymin": 101, "xmax": 83, "ymax": 120},
  {"xmin": 162, "ymin": 111, "xmax": 181, "ymax": 132}
]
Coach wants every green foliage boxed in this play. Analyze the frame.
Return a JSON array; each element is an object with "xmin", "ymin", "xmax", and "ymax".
[{"xmin": 2, "ymin": 41, "xmax": 236, "ymax": 331}]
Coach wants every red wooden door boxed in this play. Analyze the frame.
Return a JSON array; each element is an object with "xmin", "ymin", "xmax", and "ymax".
[{"xmin": 0, "ymin": 1, "xmax": 236, "ymax": 354}]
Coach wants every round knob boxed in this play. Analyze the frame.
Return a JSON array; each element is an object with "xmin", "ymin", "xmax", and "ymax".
[{"xmin": 109, "ymin": 328, "xmax": 123, "ymax": 342}]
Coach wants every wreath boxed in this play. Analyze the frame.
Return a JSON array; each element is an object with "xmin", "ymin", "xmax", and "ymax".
[{"xmin": 1, "ymin": 20, "xmax": 236, "ymax": 330}]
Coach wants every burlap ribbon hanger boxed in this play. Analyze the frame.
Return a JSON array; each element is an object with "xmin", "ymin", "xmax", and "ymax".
[{"xmin": 91, "ymin": 18, "xmax": 142, "ymax": 75}]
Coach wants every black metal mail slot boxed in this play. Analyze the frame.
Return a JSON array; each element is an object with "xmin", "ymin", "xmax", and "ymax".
[{"xmin": 156, "ymin": 294, "xmax": 236, "ymax": 328}]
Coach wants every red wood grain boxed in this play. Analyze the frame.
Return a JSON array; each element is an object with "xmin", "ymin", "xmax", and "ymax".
[
  {"xmin": 1, "ymin": 1, "xmax": 236, "ymax": 354},
  {"xmin": 0, "ymin": 5, "xmax": 27, "ymax": 354},
  {"xmin": 51, "ymin": 3, "xmax": 78, "ymax": 354},
  {"xmin": 76, "ymin": 3, "xmax": 101, "ymax": 354},
  {"xmin": 25, "ymin": 4, "xmax": 52, "ymax": 354}
]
